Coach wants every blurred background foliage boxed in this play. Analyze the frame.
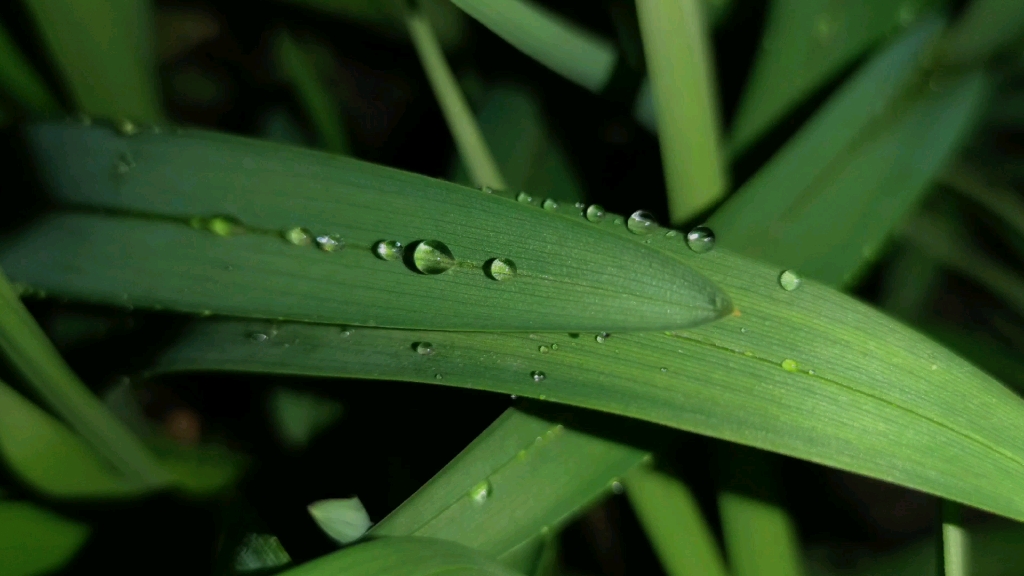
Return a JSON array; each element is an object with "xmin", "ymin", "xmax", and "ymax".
[{"xmin": 1, "ymin": 0, "xmax": 1024, "ymax": 575}]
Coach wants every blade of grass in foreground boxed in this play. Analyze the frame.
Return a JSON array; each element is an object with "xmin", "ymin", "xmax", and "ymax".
[
  {"xmin": 0, "ymin": 501, "xmax": 90, "ymax": 576},
  {"xmin": 942, "ymin": 501, "xmax": 970, "ymax": 576},
  {"xmin": 23, "ymin": 0, "xmax": 163, "ymax": 122},
  {"xmin": 0, "ymin": 269, "xmax": 170, "ymax": 489},
  {"xmin": 728, "ymin": 0, "xmax": 936, "ymax": 153},
  {"xmin": 276, "ymin": 536, "xmax": 521, "ymax": 576},
  {"xmin": 9, "ymin": 122, "xmax": 731, "ymax": 333},
  {"xmin": 624, "ymin": 467, "xmax": 729, "ymax": 576},
  {"xmin": 636, "ymin": 0, "xmax": 728, "ymax": 223},
  {"xmin": 406, "ymin": 6, "xmax": 504, "ymax": 190},
  {"xmin": 0, "ymin": 21, "xmax": 61, "ymax": 115}
]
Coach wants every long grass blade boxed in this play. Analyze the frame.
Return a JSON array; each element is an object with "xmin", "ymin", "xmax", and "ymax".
[
  {"xmin": 940, "ymin": 0, "xmax": 1024, "ymax": 65},
  {"xmin": 272, "ymin": 31, "xmax": 350, "ymax": 154},
  {"xmin": 0, "ymin": 501, "xmax": 90, "ymax": 576},
  {"xmin": 0, "ymin": 21, "xmax": 61, "ymax": 115},
  {"xmin": 8, "ymin": 123, "xmax": 731, "ymax": 333},
  {"xmin": 0, "ymin": 269, "xmax": 170, "ymax": 488},
  {"xmin": 625, "ymin": 466, "xmax": 729, "ymax": 576},
  {"xmin": 635, "ymin": 0, "xmax": 728, "ymax": 223},
  {"xmin": 729, "ymin": 0, "xmax": 936, "ymax": 153},
  {"xmin": 276, "ymin": 536, "xmax": 522, "ymax": 576},
  {"xmin": 406, "ymin": 5, "xmax": 505, "ymax": 190},
  {"xmin": 23, "ymin": 0, "xmax": 163, "ymax": 122},
  {"xmin": 941, "ymin": 501, "xmax": 970, "ymax": 576}
]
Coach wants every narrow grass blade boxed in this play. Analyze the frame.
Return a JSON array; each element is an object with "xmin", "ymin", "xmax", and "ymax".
[
  {"xmin": 372, "ymin": 406, "xmax": 649, "ymax": 562},
  {"xmin": 0, "ymin": 21, "xmax": 61, "ymax": 115},
  {"xmin": 0, "ymin": 378, "xmax": 144, "ymax": 498},
  {"xmin": 451, "ymin": 84, "xmax": 583, "ymax": 203},
  {"xmin": 636, "ymin": 0, "xmax": 728, "ymax": 223},
  {"xmin": 406, "ymin": 7, "xmax": 504, "ymax": 190},
  {"xmin": 711, "ymin": 21, "xmax": 990, "ymax": 287},
  {"xmin": 942, "ymin": 501, "xmax": 970, "ymax": 576},
  {"xmin": 449, "ymin": 0, "xmax": 617, "ymax": 93},
  {"xmin": 273, "ymin": 31, "xmax": 350, "ymax": 154},
  {"xmin": 729, "ymin": 0, "xmax": 936, "ymax": 152},
  {"xmin": 308, "ymin": 497, "xmax": 372, "ymax": 545},
  {"xmin": 0, "ymin": 269, "xmax": 170, "ymax": 489},
  {"xmin": 10, "ymin": 123, "xmax": 732, "ymax": 333},
  {"xmin": 940, "ymin": 0, "xmax": 1024, "ymax": 65},
  {"xmin": 717, "ymin": 444, "xmax": 804, "ymax": 576},
  {"xmin": 277, "ymin": 536, "xmax": 522, "ymax": 576},
  {"xmin": 0, "ymin": 501, "xmax": 90, "ymax": 576},
  {"xmin": 624, "ymin": 467, "xmax": 729, "ymax": 576},
  {"xmin": 23, "ymin": 0, "xmax": 163, "ymax": 122}
]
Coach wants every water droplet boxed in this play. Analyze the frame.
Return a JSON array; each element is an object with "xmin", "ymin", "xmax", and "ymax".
[
  {"xmin": 434, "ymin": 374, "xmax": 443, "ymax": 380},
  {"xmin": 685, "ymin": 226, "xmax": 716, "ymax": 253},
  {"xmin": 412, "ymin": 240, "xmax": 455, "ymax": 274},
  {"xmin": 414, "ymin": 342, "xmax": 435, "ymax": 355},
  {"xmin": 610, "ymin": 480, "xmax": 624, "ymax": 494},
  {"xmin": 510, "ymin": 394, "xmax": 517, "ymax": 400},
  {"xmin": 808, "ymin": 369, "xmax": 816, "ymax": 376},
  {"xmin": 574, "ymin": 202, "xmax": 585, "ymax": 209},
  {"xmin": 340, "ymin": 327, "xmax": 352, "ymax": 337},
  {"xmin": 531, "ymin": 371, "xmax": 547, "ymax": 382},
  {"xmin": 595, "ymin": 332, "xmax": 610, "ymax": 344},
  {"xmin": 539, "ymin": 345, "xmax": 550, "ymax": 354},
  {"xmin": 316, "ymin": 234, "xmax": 344, "ymax": 252},
  {"xmin": 740, "ymin": 327, "xmax": 749, "ymax": 334},
  {"xmin": 250, "ymin": 332, "xmax": 268, "ymax": 342},
  {"xmin": 374, "ymin": 240, "xmax": 403, "ymax": 261},
  {"xmin": 484, "ymin": 257, "xmax": 517, "ymax": 281},
  {"xmin": 468, "ymin": 480, "xmax": 492, "ymax": 504},
  {"xmin": 207, "ymin": 216, "xmax": 241, "ymax": 237},
  {"xmin": 480, "ymin": 185, "xmax": 495, "ymax": 194},
  {"xmin": 283, "ymin": 227, "xmax": 312, "ymax": 246},
  {"xmin": 665, "ymin": 230, "xmax": 678, "ymax": 237},
  {"xmin": 550, "ymin": 344, "xmax": 558, "ymax": 351},
  {"xmin": 660, "ymin": 367, "xmax": 668, "ymax": 373},
  {"xmin": 781, "ymin": 359, "xmax": 799, "ymax": 372},
  {"xmin": 117, "ymin": 118, "xmax": 139, "ymax": 136},
  {"xmin": 779, "ymin": 270, "xmax": 802, "ymax": 291},
  {"xmin": 627, "ymin": 210, "xmax": 656, "ymax": 235},
  {"xmin": 542, "ymin": 198, "xmax": 559, "ymax": 210},
  {"xmin": 517, "ymin": 192, "xmax": 533, "ymax": 203},
  {"xmin": 585, "ymin": 204, "xmax": 606, "ymax": 222}
]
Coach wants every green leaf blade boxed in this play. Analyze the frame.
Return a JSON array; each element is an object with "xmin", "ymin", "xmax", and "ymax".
[{"xmin": 0, "ymin": 501, "xmax": 90, "ymax": 576}]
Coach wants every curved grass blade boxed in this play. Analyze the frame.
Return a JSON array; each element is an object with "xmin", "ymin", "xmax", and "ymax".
[
  {"xmin": 0, "ymin": 501, "xmax": 90, "ymax": 576},
  {"xmin": 9, "ymin": 123, "xmax": 732, "ymax": 333},
  {"xmin": 276, "ymin": 536, "xmax": 522, "ymax": 576},
  {"xmin": 406, "ymin": 6, "xmax": 505, "ymax": 190},
  {"xmin": 0, "ymin": 21, "xmax": 61, "ymax": 115},
  {"xmin": 624, "ymin": 467, "xmax": 729, "ymax": 576},
  {"xmin": 449, "ymin": 0, "xmax": 617, "ymax": 93},
  {"xmin": 23, "ymin": 0, "xmax": 163, "ymax": 122},
  {"xmin": 711, "ymin": 20, "xmax": 990, "ymax": 287},
  {"xmin": 729, "ymin": 0, "xmax": 937, "ymax": 153},
  {"xmin": 308, "ymin": 497, "xmax": 372, "ymax": 545},
  {"xmin": 0, "ymin": 268, "xmax": 170, "ymax": 489},
  {"xmin": 940, "ymin": 0, "xmax": 1024, "ymax": 65},
  {"xmin": 148, "ymin": 221, "xmax": 1024, "ymax": 523},
  {"xmin": 273, "ymin": 31, "xmax": 350, "ymax": 154},
  {"xmin": 942, "ymin": 501, "xmax": 970, "ymax": 576},
  {"xmin": 372, "ymin": 406, "xmax": 649, "ymax": 562},
  {"xmin": 636, "ymin": 0, "xmax": 727, "ymax": 223}
]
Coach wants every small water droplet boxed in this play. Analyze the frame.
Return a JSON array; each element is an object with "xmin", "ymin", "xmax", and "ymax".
[
  {"xmin": 340, "ymin": 327, "xmax": 352, "ymax": 337},
  {"xmin": 484, "ymin": 257, "xmax": 517, "ymax": 281},
  {"xmin": 412, "ymin": 240, "xmax": 455, "ymax": 274},
  {"xmin": 316, "ymin": 234, "xmax": 344, "ymax": 252},
  {"xmin": 595, "ymin": 332, "xmax": 610, "ymax": 344},
  {"xmin": 685, "ymin": 225, "xmax": 716, "ymax": 253},
  {"xmin": 539, "ymin": 345, "xmax": 550, "ymax": 354},
  {"xmin": 740, "ymin": 327, "xmax": 749, "ymax": 334},
  {"xmin": 250, "ymin": 332, "xmax": 268, "ymax": 342},
  {"xmin": 283, "ymin": 227, "xmax": 312, "ymax": 246},
  {"xmin": 434, "ymin": 374, "xmax": 443, "ymax": 380},
  {"xmin": 550, "ymin": 344, "xmax": 558, "ymax": 351},
  {"xmin": 779, "ymin": 270, "xmax": 802, "ymax": 291},
  {"xmin": 574, "ymin": 202, "xmax": 585, "ymax": 208},
  {"xmin": 542, "ymin": 198, "xmax": 559, "ymax": 210},
  {"xmin": 610, "ymin": 480, "xmax": 624, "ymax": 494},
  {"xmin": 510, "ymin": 394, "xmax": 517, "ymax": 400},
  {"xmin": 627, "ymin": 210, "xmax": 656, "ymax": 235},
  {"xmin": 585, "ymin": 204, "xmax": 606, "ymax": 222},
  {"xmin": 117, "ymin": 118, "xmax": 139, "ymax": 136},
  {"xmin": 207, "ymin": 216, "xmax": 241, "ymax": 237},
  {"xmin": 665, "ymin": 230, "xmax": 678, "ymax": 237},
  {"xmin": 480, "ymin": 185, "xmax": 495, "ymax": 194},
  {"xmin": 660, "ymin": 367, "xmax": 668, "ymax": 373},
  {"xmin": 414, "ymin": 341, "xmax": 435, "ymax": 355},
  {"xmin": 781, "ymin": 359, "xmax": 799, "ymax": 372},
  {"xmin": 374, "ymin": 240, "xmax": 403, "ymax": 261},
  {"xmin": 808, "ymin": 369, "xmax": 816, "ymax": 376},
  {"xmin": 517, "ymin": 192, "xmax": 533, "ymax": 203},
  {"xmin": 468, "ymin": 480, "xmax": 492, "ymax": 504},
  {"xmin": 531, "ymin": 371, "xmax": 547, "ymax": 382}
]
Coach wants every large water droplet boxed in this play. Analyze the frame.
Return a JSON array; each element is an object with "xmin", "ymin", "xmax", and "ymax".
[
  {"xmin": 685, "ymin": 226, "xmax": 716, "ymax": 253},
  {"xmin": 283, "ymin": 227, "xmax": 312, "ymax": 246},
  {"xmin": 595, "ymin": 332, "xmax": 610, "ymax": 344},
  {"xmin": 484, "ymin": 258, "xmax": 517, "ymax": 281},
  {"xmin": 412, "ymin": 240, "xmax": 455, "ymax": 274},
  {"xmin": 538, "ymin": 345, "xmax": 550, "ymax": 354},
  {"xmin": 517, "ymin": 192, "xmax": 533, "ymax": 204},
  {"xmin": 469, "ymin": 480, "xmax": 492, "ymax": 504},
  {"xmin": 779, "ymin": 270, "xmax": 802, "ymax": 291},
  {"xmin": 585, "ymin": 204, "xmax": 606, "ymax": 222},
  {"xmin": 414, "ymin": 341, "xmax": 435, "ymax": 355},
  {"xmin": 531, "ymin": 371, "xmax": 547, "ymax": 382},
  {"xmin": 610, "ymin": 479, "xmax": 624, "ymax": 494},
  {"xmin": 542, "ymin": 198, "xmax": 559, "ymax": 211},
  {"xmin": 117, "ymin": 118, "xmax": 139, "ymax": 136},
  {"xmin": 627, "ymin": 210, "xmax": 656, "ymax": 235},
  {"xmin": 250, "ymin": 332, "xmax": 268, "ymax": 342},
  {"xmin": 781, "ymin": 359, "xmax": 799, "ymax": 372},
  {"xmin": 374, "ymin": 240, "xmax": 403, "ymax": 261},
  {"xmin": 316, "ymin": 234, "xmax": 344, "ymax": 252}
]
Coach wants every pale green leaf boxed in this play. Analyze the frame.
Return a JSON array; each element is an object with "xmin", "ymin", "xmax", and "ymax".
[
  {"xmin": 0, "ymin": 501, "xmax": 90, "ymax": 576},
  {"xmin": 308, "ymin": 497, "xmax": 372, "ymax": 545},
  {"xmin": 269, "ymin": 386, "xmax": 343, "ymax": 450}
]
